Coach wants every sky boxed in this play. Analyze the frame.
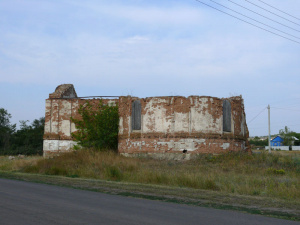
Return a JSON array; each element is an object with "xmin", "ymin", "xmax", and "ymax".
[{"xmin": 0, "ymin": 0, "xmax": 299, "ymax": 137}]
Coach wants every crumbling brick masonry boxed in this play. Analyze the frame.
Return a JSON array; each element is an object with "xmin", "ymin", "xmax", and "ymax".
[{"xmin": 43, "ymin": 84, "xmax": 249, "ymax": 158}]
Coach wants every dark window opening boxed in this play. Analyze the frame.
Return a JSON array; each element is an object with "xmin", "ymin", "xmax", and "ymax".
[
  {"xmin": 223, "ymin": 100, "xmax": 231, "ymax": 132},
  {"xmin": 132, "ymin": 100, "xmax": 141, "ymax": 130}
]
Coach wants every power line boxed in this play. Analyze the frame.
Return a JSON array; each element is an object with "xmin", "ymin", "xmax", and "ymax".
[
  {"xmin": 248, "ymin": 107, "xmax": 267, "ymax": 124},
  {"xmin": 271, "ymin": 107, "xmax": 300, "ymax": 112},
  {"xmin": 250, "ymin": 123, "xmax": 300, "ymax": 129},
  {"xmin": 227, "ymin": 0, "xmax": 300, "ymax": 33},
  {"xmin": 268, "ymin": 97, "xmax": 300, "ymax": 106},
  {"xmin": 245, "ymin": 0, "xmax": 300, "ymax": 26},
  {"xmin": 247, "ymin": 98, "xmax": 300, "ymax": 109},
  {"xmin": 257, "ymin": 0, "xmax": 300, "ymax": 21},
  {"xmin": 209, "ymin": 0, "xmax": 300, "ymax": 40},
  {"xmin": 194, "ymin": 0, "xmax": 300, "ymax": 44},
  {"xmin": 271, "ymin": 102, "xmax": 300, "ymax": 108},
  {"xmin": 250, "ymin": 119, "xmax": 300, "ymax": 127},
  {"xmin": 277, "ymin": 104, "xmax": 300, "ymax": 108}
]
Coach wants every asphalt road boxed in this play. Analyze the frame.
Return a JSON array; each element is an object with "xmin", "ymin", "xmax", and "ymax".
[{"xmin": 0, "ymin": 178, "xmax": 298, "ymax": 225}]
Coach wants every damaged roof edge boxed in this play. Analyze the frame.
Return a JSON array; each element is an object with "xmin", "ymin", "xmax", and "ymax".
[
  {"xmin": 49, "ymin": 84, "xmax": 243, "ymax": 101},
  {"xmin": 49, "ymin": 84, "xmax": 78, "ymax": 99}
]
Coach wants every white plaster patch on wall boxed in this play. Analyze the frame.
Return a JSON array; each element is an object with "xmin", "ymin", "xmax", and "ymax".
[
  {"xmin": 157, "ymin": 139, "xmax": 199, "ymax": 151},
  {"xmin": 174, "ymin": 112, "xmax": 189, "ymax": 132},
  {"xmin": 128, "ymin": 116, "xmax": 131, "ymax": 133},
  {"xmin": 190, "ymin": 107, "xmax": 221, "ymax": 133},
  {"xmin": 44, "ymin": 100, "xmax": 51, "ymax": 133},
  {"xmin": 61, "ymin": 120, "xmax": 71, "ymax": 136},
  {"xmin": 43, "ymin": 140, "xmax": 77, "ymax": 152},
  {"xmin": 119, "ymin": 117, "xmax": 124, "ymax": 134},
  {"xmin": 43, "ymin": 140, "xmax": 59, "ymax": 151},
  {"xmin": 71, "ymin": 122, "xmax": 77, "ymax": 133},
  {"xmin": 57, "ymin": 100, "xmax": 72, "ymax": 137},
  {"xmin": 108, "ymin": 100, "xmax": 116, "ymax": 106},
  {"xmin": 144, "ymin": 98, "xmax": 168, "ymax": 111},
  {"xmin": 143, "ymin": 99, "xmax": 172, "ymax": 133},
  {"xmin": 51, "ymin": 102, "xmax": 59, "ymax": 134},
  {"xmin": 72, "ymin": 100, "xmax": 79, "ymax": 109},
  {"xmin": 61, "ymin": 101, "xmax": 71, "ymax": 114},
  {"xmin": 221, "ymin": 143, "xmax": 230, "ymax": 150},
  {"xmin": 58, "ymin": 140, "xmax": 76, "ymax": 151},
  {"xmin": 194, "ymin": 139, "xmax": 206, "ymax": 144},
  {"xmin": 189, "ymin": 97, "xmax": 193, "ymax": 105}
]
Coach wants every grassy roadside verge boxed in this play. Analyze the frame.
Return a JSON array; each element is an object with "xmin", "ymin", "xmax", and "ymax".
[
  {"xmin": 0, "ymin": 170, "xmax": 299, "ymax": 221},
  {"xmin": 0, "ymin": 150, "xmax": 299, "ymax": 220}
]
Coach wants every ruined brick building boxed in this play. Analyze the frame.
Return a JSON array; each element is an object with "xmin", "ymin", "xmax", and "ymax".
[{"xmin": 43, "ymin": 84, "xmax": 249, "ymax": 158}]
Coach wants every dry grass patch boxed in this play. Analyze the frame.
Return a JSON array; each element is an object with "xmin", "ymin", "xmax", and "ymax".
[
  {"xmin": 1, "ymin": 149, "xmax": 297, "ymax": 203},
  {"xmin": 0, "ymin": 156, "xmax": 41, "ymax": 171}
]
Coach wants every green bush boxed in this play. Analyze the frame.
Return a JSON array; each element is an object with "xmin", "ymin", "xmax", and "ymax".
[
  {"xmin": 266, "ymin": 167, "xmax": 286, "ymax": 175},
  {"xmin": 71, "ymin": 100, "xmax": 119, "ymax": 151}
]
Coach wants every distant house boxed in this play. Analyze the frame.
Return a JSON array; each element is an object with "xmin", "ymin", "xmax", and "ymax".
[{"xmin": 271, "ymin": 136, "xmax": 284, "ymax": 146}]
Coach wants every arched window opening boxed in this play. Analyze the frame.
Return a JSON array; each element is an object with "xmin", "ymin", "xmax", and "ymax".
[
  {"xmin": 223, "ymin": 100, "xmax": 231, "ymax": 132},
  {"xmin": 132, "ymin": 100, "xmax": 141, "ymax": 130}
]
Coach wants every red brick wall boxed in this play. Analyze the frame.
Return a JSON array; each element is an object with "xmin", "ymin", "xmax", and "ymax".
[{"xmin": 118, "ymin": 95, "xmax": 249, "ymax": 155}]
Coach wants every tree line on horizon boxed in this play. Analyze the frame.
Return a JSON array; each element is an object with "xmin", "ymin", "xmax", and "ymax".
[{"xmin": 0, "ymin": 108, "xmax": 44, "ymax": 155}]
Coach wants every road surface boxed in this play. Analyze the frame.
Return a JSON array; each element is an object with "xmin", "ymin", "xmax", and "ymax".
[{"xmin": 0, "ymin": 178, "xmax": 298, "ymax": 225}]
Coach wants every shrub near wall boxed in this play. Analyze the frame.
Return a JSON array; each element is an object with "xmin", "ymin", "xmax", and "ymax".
[{"xmin": 71, "ymin": 100, "xmax": 119, "ymax": 151}]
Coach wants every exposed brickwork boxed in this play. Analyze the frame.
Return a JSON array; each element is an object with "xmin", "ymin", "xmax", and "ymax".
[
  {"xmin": 118, "ymin": 95, "xmax": 249, "ymax": 156},
  {"xmin": 43, "ymin": 84, "xmax": 249, "ymax": 158},
  {"xmin": 43, "ymin": 84, "xmax": 118, "ymax": 156},
  {"xmin": 118, "ymin": 137, "xmax": 246, "ymax": 154}
]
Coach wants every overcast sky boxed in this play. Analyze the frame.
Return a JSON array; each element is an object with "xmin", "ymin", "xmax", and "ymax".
[{"xmin": 0, "ymin": 0, "xmax": 299, "ymax": 136}]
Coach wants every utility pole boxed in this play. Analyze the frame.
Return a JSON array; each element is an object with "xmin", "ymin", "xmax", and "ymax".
[{"xmin": 268, "ymin": 105, "xmax": 271, "ymax": 153}]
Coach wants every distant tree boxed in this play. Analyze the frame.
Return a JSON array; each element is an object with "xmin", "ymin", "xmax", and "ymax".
[
  {"xmin": 290, "ymin": 131, "xmax": 300, "ymax": 146},
  {"xmin": 0, "ymin": 110, "xmax": 45, "ymax": 155},
  {"xmin": 0, "ymin": 108, "xmax": 16, "ymax": 149},
  {"xmin": 279, "ymin": 126, "xmax": 294, "ymax": 146},
  {"xmin": 71, "ymin": 101, "xmax": 119, "ymax": 150},
  {"xmin": 11, "ymin": 117, "xmax": 45, "ymax": 155},
  {"xmin": 249, "ymin": 136, "xmax": 268, "ymax": 147}
]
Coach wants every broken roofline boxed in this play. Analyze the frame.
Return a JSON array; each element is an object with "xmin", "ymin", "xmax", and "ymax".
[
  {"xmin": 49, "ymin": 95, "xmax": 244, "ymax": 100},
  {"xmin": 48, "ymin": 83, "xmax": 243, "ymax": 100}
]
